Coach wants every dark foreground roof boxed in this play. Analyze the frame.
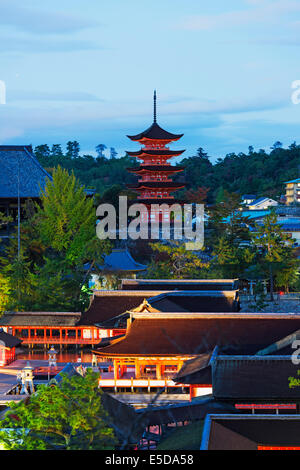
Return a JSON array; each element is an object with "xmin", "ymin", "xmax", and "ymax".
[
  {"xmin": 212, "ymin": 355, "xmax": 300, "ymax": 400},
  {"xmin": 201, "ymin": 414, "xmax": 300, "ymax": 450},
  {"xmin": 127, "ymin": 122, "xmax": 183, "ymax": 142},
  {"xmin": 0, "ymin": 145, "xmax": 51, "ymax": 199},
  {"xmin": 0, "ymin": 328, "xmax": 22, "ymax": 348},
  {"xmin": 121, "ymin": 278, "xmax": 239, "ymax": 291},
  {"xmin": 51, "ymin": 363, "xmax": 80, "ymax": 384},
  {"xmin": 94, "ymin": 313, "xmax": 300, "ymax": 357},
  {"xmin": 174, "ymin": 352, "xmax": 213, "ymax": 385},
  {"xmin": 136, "ymin": 396, "xmax": 236, "ymax": 427},
  {"xmin": 0, "ymin": 312, "xmax": 81, "ymax": 327}
]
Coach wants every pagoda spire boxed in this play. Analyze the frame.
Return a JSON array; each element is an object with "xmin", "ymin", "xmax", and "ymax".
[{"xmin": 153, "ymin": 90, "xmax": 157, "ymax": 123}]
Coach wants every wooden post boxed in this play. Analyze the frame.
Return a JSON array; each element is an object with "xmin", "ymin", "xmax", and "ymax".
[
  {"xmin": 135, "ymin": 359, "xmax": 141, "ymax": 379},
  {"xmin": 156, "ymin": 364, "xmax": 162, "ymax": 380}
]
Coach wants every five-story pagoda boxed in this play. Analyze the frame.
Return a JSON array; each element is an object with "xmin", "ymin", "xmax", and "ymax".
[{"xmin": 126, "ymin": 91, "xmax": 185, "ymax": 223}]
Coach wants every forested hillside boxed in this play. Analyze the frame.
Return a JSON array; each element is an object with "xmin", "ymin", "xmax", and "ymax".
[{"xmin": 34, "ymin": 141, "xmax": 300, "ymax": 203}]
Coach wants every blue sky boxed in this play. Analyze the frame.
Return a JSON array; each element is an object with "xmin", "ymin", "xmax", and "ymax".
[{"xmin": 1, "ymin": 0, "xmax": 300, "ymax": 161}]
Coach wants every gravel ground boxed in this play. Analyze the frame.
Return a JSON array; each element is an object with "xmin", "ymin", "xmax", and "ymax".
[{"xmin": 240, "ymin": 299, "xmax": 300, "ymax": 313}]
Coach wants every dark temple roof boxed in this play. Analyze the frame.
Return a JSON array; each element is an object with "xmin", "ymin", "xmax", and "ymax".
[
  {"xmin": 121, "ymin": 278, "xmax": 239, "ymax": 291},
  {"xmin": 94, "ymin": 313, "xmax": 300, "ymax": 357},
  {"xmin": 0, "ymin": 145, "xmax": 51, "ymax": 199},
  {"xmin": 202, "ymin": 415, "xmax": 300, "ymax": 450},
  {"xmin": 127, "ymin": 122, "xmax": 183, "ymax": 142},
  {"xmin": 175, "ymin": 352, "xmax": 213, "ymax": 385},
  {"xmin": 212, "ymin": 355, "xmax": 300, "ymax": 400},
  {"xmin": 0, "ymin": 328, "xmax": 22, "ymax": 348},
  {"xmin": 78, "ymin": 290, "xmax": 167, "ymax": 326},
  {"xmin": 136, "ymin": 396, "xmax": 236, "ymax": 427},
  {"xmin": 148, "ymin": 291, "xmax": 240, "ymax": 313}
]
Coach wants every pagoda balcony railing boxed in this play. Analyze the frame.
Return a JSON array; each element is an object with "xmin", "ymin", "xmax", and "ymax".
[{"xmin": 15, "ymin": 336, "xmax": 98, "ymax": 345}]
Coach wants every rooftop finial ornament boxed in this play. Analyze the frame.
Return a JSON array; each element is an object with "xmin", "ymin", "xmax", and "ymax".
[{"xmin": 153, "ymin": 89, "xmax": 157, "ymax": 123}]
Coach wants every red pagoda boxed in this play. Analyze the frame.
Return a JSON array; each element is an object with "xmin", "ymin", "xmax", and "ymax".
[{"xmin": 126, "ymin": 91, "xmax": 185, "ymax": 223}]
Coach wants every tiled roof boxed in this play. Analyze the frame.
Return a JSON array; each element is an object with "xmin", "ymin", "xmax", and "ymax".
[
  {"xmin": 0, "ymin": 145, "xmax": 51, "ymax": 199},
  {"xmin": 0, "ymin": 328, "xmax": 22, "ymax": 348},
  {"xmin": 121, "ymin": 278, "xmax": 239, "ymax": 291},
  {"xmin": 78, "ymin": 290, "xmax": 164, "ymax": 326},
  {"xmin": 94, "ymin": 313, "xmax": 300, "ymax": 357},
  {"xmin": 0, "ymin": 312, "xmax": 81, "ymax": 327},
  {"xmin": 202, "ymin": 415, "xmax": 300, "ymax": 450},
  {"xmin": 148, "ymin": 291, "xmax": 240, "ymax": 313},
  {"xmin": 98, "ymin": 249, "xmax": 147, "ymax": 272},
  {"xmin": 127, "ymin": 122, "xmax": 183, "ymax": 142},
  {"xmin": 284, "ymin": 177, "xmax": 300, "ymax": 184},
  {"xmin": 212, "ymin": 355, "xmax": 300, "ymax": 399}
]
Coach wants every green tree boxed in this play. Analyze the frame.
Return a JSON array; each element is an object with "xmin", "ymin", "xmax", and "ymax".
[
  {"xmin": 252, "ymin": 211, "xmax": 297, "ymax": 300},
  {"xmin": 0, "ymin": 370, "xmax": 116, "ymax": 450},
  {"xmin": 0, "ymin": 167, "xmax": 111, "ymax": 311},
  {"xmin": 209, "ymin": 190, "xmax": 252, "ymax": 247},
  {"xmin": 146, "ymin": 242, "xmax": 208, "ymax": 279},
  {"xmin": 211, "ymin": 236, "xmax": 254, "ymax": 278}
]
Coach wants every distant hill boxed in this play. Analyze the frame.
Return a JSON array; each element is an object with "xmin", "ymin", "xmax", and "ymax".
[{"xmin": 34, "ymin": 141, "xmax": 300, "ymax": 203}]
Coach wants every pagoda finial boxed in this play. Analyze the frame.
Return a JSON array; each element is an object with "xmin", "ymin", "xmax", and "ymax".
[{"xmin": 153, "ymin": 89, "xmax": 157, "ymax": 123}]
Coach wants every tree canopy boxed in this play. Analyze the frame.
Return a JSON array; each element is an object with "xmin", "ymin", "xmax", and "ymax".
[{"xmin": 0, "ymin": 370, "xmax": 116, "ymax": 450}]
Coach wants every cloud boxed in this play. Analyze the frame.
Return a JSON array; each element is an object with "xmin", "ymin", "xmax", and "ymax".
[
  {"xmin": 8, "ymin": 90, "xmax": 104, "ymax": 103},
  {"xmin": 0, "ymin": 0, "xmax": 98, "ymax": 35},
  {"xmin": 0, "ymin": 36, "xmax": 102, "ymax": 54},
  {"xmin": 178, "ymin": 1, "xmax": 300, "ymax": 31}
]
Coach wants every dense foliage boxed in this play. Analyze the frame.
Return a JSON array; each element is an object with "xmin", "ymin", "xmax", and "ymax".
[
  {"xmin": 0, "ymin": 370, "xmax": 116, "ymax": 450},
  {"xmin": 0, "ymin": 167, "xmax": 111, "ymax": 312},
  {"xmin": 34, "ymin": 141, "xmax": 300, "ymax": 203}
]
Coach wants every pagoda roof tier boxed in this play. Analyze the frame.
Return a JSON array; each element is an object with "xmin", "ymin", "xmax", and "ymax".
[
  {"xmin": 127, "ymin": 182, "xmax": 185, "ymax": 190},
  {"xmin": 93, "ymin": 312, "xmax": 300, "ymax": 357},
  {"xmin": 130, "ymin": 198, "xmax": 185, "ymax": 205},
  {"xmin": 127, "ymin": 165, "xmax": 184, "ymax": 174},
  {"xmin": 126, "ymin": 149, "xmax": 185, "ymax": 157},
  {"xmin": 127, "ymin": 122, "xmax": 183, "ymax": 143}
]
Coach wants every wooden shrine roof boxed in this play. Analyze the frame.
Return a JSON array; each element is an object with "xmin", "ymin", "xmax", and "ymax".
[
  {"xmin": 93, "ymin": 313, "xmax": 300, "ymax": 357},
  {"xmin": 0, "ymin": 312, "xmax": 81, "ymax": 327},
  {"xmin": 78, "ymin": 290, "xmax": 167, "ymax": 326}
]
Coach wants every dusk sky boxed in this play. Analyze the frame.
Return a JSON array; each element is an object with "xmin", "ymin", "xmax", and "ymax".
[{"xmin": 1, "ymin": 0, "xmax": 300, "ymax": 161}]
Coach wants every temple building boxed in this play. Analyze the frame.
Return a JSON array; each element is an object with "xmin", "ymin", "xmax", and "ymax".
[
  {"xmin": 0, "ymin": 328, "xmax": 22, "ymax": 366},
  {"xmin": 86, "ymin": 249, "xmax": 147, "ymax": 289},
  {"xmin": 126, "ymin": 91, "xmax": 185, "ymax": 223},
  {"xmin": 93, "ymin": 308, "xmax": 300, "ymax": 400},
  {"xmin": 0, "ymin": 145, "xmax": 51, "ymax": 239}
]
